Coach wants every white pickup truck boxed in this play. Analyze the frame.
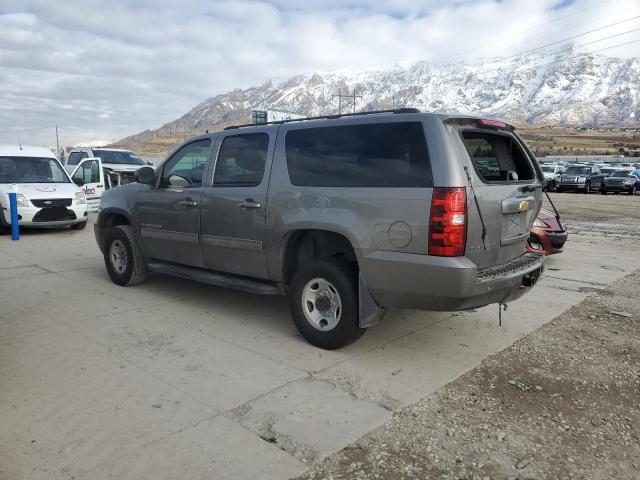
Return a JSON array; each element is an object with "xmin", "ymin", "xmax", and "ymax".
[{"xmin": 63, "ymin": 147, "xmax": 149, "ymax": 211}]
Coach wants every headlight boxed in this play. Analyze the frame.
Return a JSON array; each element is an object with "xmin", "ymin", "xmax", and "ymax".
[
  {"xmin": 14, "ymin": 193, "xmax": 29, "ymax": 207},
  {"xmin": 533, "ymin": 218, "xmax": 547, "ymax": 228},
  {"xmin": 75, "ymin": 191, "xmax": 87, "ymax": 205}
]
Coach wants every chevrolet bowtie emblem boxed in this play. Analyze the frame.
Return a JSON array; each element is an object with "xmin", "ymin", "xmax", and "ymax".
[{"xmin": 519, "ymin": 200, "xmax": 530, "ymax": 211}]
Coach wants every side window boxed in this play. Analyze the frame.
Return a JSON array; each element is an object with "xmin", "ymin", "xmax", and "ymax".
[
  {"xmin": 67, "ymin": 152, "xmax": 82, "ymax": 166},
  {"xmin": 72, "ymin": 159, "xmax": 100, "ymax": 185},
  {"xmin": 81, "ymin": 152, "xmax": 89, "ymax": 160},
  {"xmin": 161, "ymin": 139, "xmax": 211, "ymax": 187},
  {"xmin": 214, "ymin": 133, "xmax": 269, "ymax": 186},
  {"xmin": 285, "ymin": 122, "xmax": 431, "ymax": 187},
  {"xmin": 461, "ymin": 131, "xmax": 534, "ymax": 182}
]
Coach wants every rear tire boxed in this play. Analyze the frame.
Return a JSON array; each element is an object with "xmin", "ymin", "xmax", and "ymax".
[
  {"xmin": 103, "ymin": 225, "xmax": 147, "ymax": 286},
  {"xmin": 288, "ymin": 258, "xmax": 365, "ymax": 350}
]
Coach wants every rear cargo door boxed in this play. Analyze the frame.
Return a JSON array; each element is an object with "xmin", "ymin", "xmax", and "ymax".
[{"xmin": 458, "ymin": 128, "xmax": 542, "ymax": 268}]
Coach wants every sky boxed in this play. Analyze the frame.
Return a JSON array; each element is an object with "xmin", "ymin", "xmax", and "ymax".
[{"xmin": 1, "ymin": 0, "xmax": 639, "ymax": 147}]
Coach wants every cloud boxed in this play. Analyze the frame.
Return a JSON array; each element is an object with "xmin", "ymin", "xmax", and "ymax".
[{"xmin": 0, "ymin": 0, "xmax": 638, "ymax": 147}]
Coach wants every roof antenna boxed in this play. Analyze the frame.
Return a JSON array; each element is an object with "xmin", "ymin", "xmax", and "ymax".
[{"xmin": 18, "ymin": 138, "xmax": 22, "ymax": 150}]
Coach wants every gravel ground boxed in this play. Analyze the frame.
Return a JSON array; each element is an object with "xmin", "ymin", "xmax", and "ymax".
[
  {"xmin": 295, "ymin": 193, "xmax": 640, "ymax": 480},
  {"xmin": 296, "ymin": 269, "xmax": 640, "ymax": 480}
]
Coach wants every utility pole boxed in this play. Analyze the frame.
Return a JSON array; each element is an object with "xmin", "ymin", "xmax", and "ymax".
[
  {"xmin": 332, "ymin": 89, "xmax": 363, "ymax": 114},
  {"xmin": 55, "ymin": 125, "xmax": 60, "ymax": 158}
]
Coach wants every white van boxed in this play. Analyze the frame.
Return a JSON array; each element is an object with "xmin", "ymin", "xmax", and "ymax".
[{"xmin": 0, "ymin": 145, "xmax": 96, "ymax": 231}]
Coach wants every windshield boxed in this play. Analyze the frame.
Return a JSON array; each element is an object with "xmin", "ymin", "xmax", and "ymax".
[
  {"xmin": 93, "ymin": 149, "xmax": 145, "ymax": 165},
  {"xmin": 601, "ymin": 168, "xmax": 618, "ymax": 175},
  {"xmin": 541, "ymin": 166, "xmax": 555, "ymax": 172},
  {"xmin": 564, "ymin": 167, "xmax": 591, "ymax": 175},
  {"xmin": 0, "ymin": 156, "xmax": 69, "ymax": 184},
  {"xmin": 610, "ymin": 171, "xmax": 636, "ymax": 178}
]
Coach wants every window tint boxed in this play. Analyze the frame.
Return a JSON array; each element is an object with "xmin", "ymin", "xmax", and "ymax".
[
  {"xmin": 462, "ymin": 131, "xmax": 534, "ymax": 182},
  {"xmin": 214, "ymin": 134, "xmax": 269, "ymax": 186},
  {"xmin": 161, "ymin": 139, "xmax": 211, "ymax": 187},
  {"xmin": 67, "ymin": 152, "xmax": 82, "ymax": 166},
  {"xmin": 72, "ymin": 159, "xmax": 100, "ymax": 185},
  {"xmin": 285, "ymin": 122, "xmax": 431, "ymax": 187}
]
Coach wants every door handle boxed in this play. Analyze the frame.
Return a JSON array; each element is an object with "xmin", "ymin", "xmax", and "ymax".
[
  {"xmin": 178, "ymin": 199, "xmax": 198, "ymax": 207},
  {"xmin": 237, "ymin": 199, "xmax": 261, "ymax": 209},
  {"xmin": 96, "ymin": 185, "xmax": 104, "ymax": 188}
]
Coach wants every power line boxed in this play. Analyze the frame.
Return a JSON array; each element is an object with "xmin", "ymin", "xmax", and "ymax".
[
  {"xmin": 447, "ymin": 0, "xmax": 613, "ymax": 59},
  {"xmin": 491, "ymin": 14, "xmax": 640, "ymax": 64}
]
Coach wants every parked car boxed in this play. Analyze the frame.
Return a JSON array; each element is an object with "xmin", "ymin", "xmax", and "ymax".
[
  {"xmin": 65, "ymin": 147, "xmax": 149, "ymax": 188},
  {"xmin": 526, "ymin": 209, "xmax": 568, "ymax": 255},
  {"xmin": 540, "ymin": 164, "xmax": 564, "ymax": 191},
  {"xmin": 601, "ymin": 171, "xmax": 640, "ymax": 195},
  {"xmin": 94, "ymin": 110, "xmax": 545, "ymax": 349},
  {"xmin": 0, "ymin": 145, "xmax": 89, "ymax": 231},
  {"xmin": 556, "ymin": 164, "xmax": 602, "ymax": 193}
]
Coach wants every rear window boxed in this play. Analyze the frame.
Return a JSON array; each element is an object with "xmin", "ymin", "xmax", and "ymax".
[
  {"xmin": 285, "ymin": 122, "xmax": 431, "ymax": 187},
  {"xmin": 462, "ymin": 131, "xmax": 534, "ymax": 182}
]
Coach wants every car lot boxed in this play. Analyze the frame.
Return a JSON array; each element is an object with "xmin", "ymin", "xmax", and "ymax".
[{"xmin": 1, "ymin": 193, "xmax": 639, "ymax": 480}]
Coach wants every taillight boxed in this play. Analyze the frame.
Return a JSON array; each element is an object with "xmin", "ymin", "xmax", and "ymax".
[
  {"xmin": 429, "ymin": 187, "xmax": 467, "ymax": 257},
  {"xmin": 477, "ymin": 119, "xmax": 507, "ymax": 129}
]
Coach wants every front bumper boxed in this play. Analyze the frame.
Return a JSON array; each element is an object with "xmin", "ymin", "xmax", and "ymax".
[
  {"xmin": 528, "ymin": 228, "xmax": 568, "ymax": 255},
  {"xmin": 2, "ymin": 204, "xmax": 88, "ymax": 227},
  {"xmin": 557, "ymin": 182, "xmax": 586, "ymax": 191},
  {"xmin": 602, "ymin": 184, "xmax": 634, "ymax": 192},
  {"xmin": 359, "ymin": 250, "xmax": 546, "ymax": 311}
]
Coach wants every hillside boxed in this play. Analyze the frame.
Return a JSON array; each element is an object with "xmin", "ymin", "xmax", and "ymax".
[{"xmin": 115, "ymin": 49, "xmax": 640, "ymax": 158}]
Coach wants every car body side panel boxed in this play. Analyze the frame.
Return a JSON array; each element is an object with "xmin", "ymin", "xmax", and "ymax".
[{"xmin": 266, "ymin": 114, "xmax": 435, "ymax": 283}]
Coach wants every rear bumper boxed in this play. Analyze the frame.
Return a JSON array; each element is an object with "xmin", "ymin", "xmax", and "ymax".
[
  {"xmin": 359, "ymin": 250, "xmax": 545, "ymax": 311},
  {"xmin": 528, "ymin": 228, "xmax": 568, "ymax": 255}
]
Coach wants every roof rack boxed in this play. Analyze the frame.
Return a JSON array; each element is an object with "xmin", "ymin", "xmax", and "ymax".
[{"xmin": 223, "ymin": 108, "xmax": 421, "ymax": 130}]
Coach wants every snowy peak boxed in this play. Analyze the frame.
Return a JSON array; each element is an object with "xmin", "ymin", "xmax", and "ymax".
[{"xmin": 119, "ymin": 51, "xmax": 640, "ymax": 144}]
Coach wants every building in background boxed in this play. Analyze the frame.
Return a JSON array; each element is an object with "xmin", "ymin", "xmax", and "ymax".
[{"xmin": 251, "ymin": 108, "xmax": 306, "ymax": 124}]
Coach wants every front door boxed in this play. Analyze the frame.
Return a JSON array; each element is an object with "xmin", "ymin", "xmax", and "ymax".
[
  {"xmin": 70, "ymin": 158, "xmax": 104, "ymax": 211},
  {"xmin": 136, "ymin": 138, "xmax": 212, "ymax": 267},
  {"xmin": 200, "ymin": 131, "xmax": 273, "ymax": 279}
]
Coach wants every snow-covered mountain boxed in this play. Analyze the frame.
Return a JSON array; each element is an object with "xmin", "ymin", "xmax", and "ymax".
[{"xmin": 119, "ymin": 50, "xmax": 640, "ymax": 144}]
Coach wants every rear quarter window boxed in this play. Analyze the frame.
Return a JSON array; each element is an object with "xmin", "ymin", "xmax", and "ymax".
[
  {"xmin": 285, "ymin": 122, "xmax": 432, "ymax": 187},
  {"xmin": 461, "ymin": 131, "xmax": 534, "ymax": 182}
]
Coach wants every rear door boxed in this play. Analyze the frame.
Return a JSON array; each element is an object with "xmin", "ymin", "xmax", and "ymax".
[
  {"xmin": 457, "ymin": 127, "xmax": 542, "ymax": 268},
  {"xmin": 200, "ymin": 130, "xmax": 274, "ymax": 279},
  {"xmin": 70, "ymin": 158, "xmax": 104, "ymax": 211}
]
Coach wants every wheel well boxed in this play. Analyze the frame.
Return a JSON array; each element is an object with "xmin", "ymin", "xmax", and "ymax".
[
  {"xmin": 282, "ymin": 230, "xmax": 358, "ymax": 287},
  {"xmin": 98, "ymin": 213, "xmax": 130, "ymax": 250}
]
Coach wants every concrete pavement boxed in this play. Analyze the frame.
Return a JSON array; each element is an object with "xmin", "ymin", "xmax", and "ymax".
[{"xmin": 1, "ymin": 204, "xmax": 639, "ymax": 480}]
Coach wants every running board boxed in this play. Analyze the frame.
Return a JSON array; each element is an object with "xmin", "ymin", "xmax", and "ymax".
[{"xmin": 146, "ymin": 261, "xmax": 284, "ymax": 295}]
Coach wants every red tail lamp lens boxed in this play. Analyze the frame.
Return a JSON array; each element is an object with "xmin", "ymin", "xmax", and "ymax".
[
  {"xmin": 477, "ymin": 119, "xmax": 507, "ymax": 129},
  {"xmin": 429, "ymin": 187, "xmax": 467, "ymax": 257}
]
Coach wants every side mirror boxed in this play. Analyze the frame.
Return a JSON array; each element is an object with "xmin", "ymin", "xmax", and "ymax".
[
  {"xmin": 147, "ymin": 161, "xmax": 153, "ymax": 166},
  {"xmin": 135, "ymin": 166, "xmax": 156, "ymax": 185},
  {"xmin": 72, "ymin": 177, "xmax": 84, "ymax": 186}
]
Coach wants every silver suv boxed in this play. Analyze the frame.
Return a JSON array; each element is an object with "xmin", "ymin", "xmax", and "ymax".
[{"xmin": 94, "ymin": 109, "xmax": 545, "ymax": 349}]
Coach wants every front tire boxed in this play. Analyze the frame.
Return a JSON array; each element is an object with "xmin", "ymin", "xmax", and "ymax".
[
  {"xmin": 70, "ymin": 220, "xmax": 87, "ymax": 230},
  {"xmin": 631, "ymin": 186, "xmax": 637, "ymax": 196},
  {"xmin": 601, "ymin": 188, "xmax": 607, "ymax": 195},
  {"xmin": 548, "ymin": 180, "xmax": 556, "ymax": 192},
  {"xmin": 584, "ymin": 182, "xmax": 591, "ymax": 194},
  {"xmin": 103, "ymin": 225, "xmax": 147, "ymax": 286},
  {"xmin": 288, "ymin": 258, "xmax": 365, "ymax": 350}
]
